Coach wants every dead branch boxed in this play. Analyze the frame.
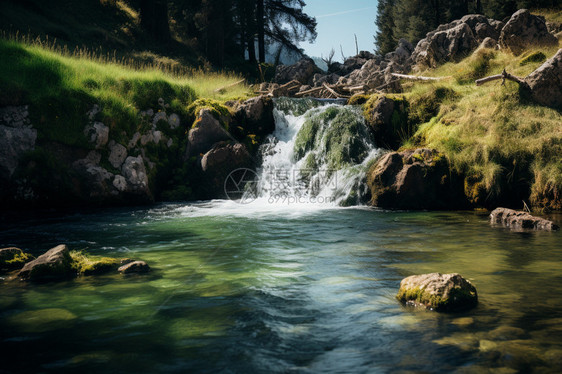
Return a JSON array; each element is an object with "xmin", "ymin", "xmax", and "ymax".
[
  {"xmin": 391, "ymin": 73, "xmax": 449, "ymax": 81},
  {"xmin": 323, "ymin": 83, "xmax": 350, "ymax": 98},
  {"xmin": 475, "ymin": 69, "xmax": 529, "ymax": 89},
  {"xmin": 294, "ymin": 86, "xmax": 323, "ymax": 97},
  {"xmin": 214, "ymin": 78, "xmax": 245, "ymax": 93}
]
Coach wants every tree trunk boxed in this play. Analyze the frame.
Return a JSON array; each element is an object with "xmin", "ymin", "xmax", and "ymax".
[{"xmin": 257, "ymin": 0, "xmax": 265, "ymax": 63}]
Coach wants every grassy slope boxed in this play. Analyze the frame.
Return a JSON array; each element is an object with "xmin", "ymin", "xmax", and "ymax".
[
  {"xmin": 0, "ymin": 37, "xmax": 250, "ymax": 147},
  {"xmin": 398, "ymin": 42, "xmax": 561, "ymax": 210}
]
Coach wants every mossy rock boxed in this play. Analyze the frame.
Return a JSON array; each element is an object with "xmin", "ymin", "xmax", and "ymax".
[
  {"xmin": 187, "ymin": 98, "xmax": 232, "ymax": 130},
  {"xmin": 396, "ymin": 273, "xmax": 478, "ymax": 312},
  {"xmin": 0, "ymin": 247, "xmax": 35, "ymax": 271},
  {"xmin": 70, "ymin": 251, "xmax": 121, "ymax": 275}
]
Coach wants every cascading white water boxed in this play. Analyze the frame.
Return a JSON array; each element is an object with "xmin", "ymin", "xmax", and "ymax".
[{"xmin": 249, "ymin": 98, "xmax": 383, "ymax": 207}]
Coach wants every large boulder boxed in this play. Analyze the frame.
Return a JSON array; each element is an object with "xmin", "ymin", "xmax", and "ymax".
[
  {"xmin": 18, "ymin": 245, "xmax": 74, "ymax": 281},
  {"xmin": 363, "ymin": 95, "xmax": 408, "ymax": 150},
  {"xmin": 525, "ymin": 48, "xmax": 562, "ymax": 109},
  {"xmin": 0, "ymin": 247, "xmax": 34, "ymax": 271},
  {"xmin": 499, "ymin": 9, "xmax": 558, "ymax": 55},
  {"xmin": 0, "ymin": 105, "xmax": 37, "ymax": 179},
  {"xmin": 396, "ymin": 273, "xmax": 478, "ymax": 312},
  {"xmin": 490, "ymin": 207, "xmax": 559, "ymax": 231},
  {"xmin": 200, "ymin": 141, "xmax": 253, "ymax": 198},
  {"xmin": 186, "ymin": 109, "xmax": 231, "ymax": 158},
  {"xmin": 411, "ymin": 22, "xmax": 478, "ymax": 69},
  {"xmin": 367, "ymin": 149, "xmax": 467, "ymax": 210},
  {"xmin": 274, "ymin": 58, "xmax": 321, "ymax": 85},
  {"xmin": 233, "ymin": 96, "xmax": 275, "ymax": 138}
]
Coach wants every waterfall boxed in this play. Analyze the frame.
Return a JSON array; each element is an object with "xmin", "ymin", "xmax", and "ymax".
[{"xmin": 244, "ymin": 98, "xmax": 383, "ymax": 207}]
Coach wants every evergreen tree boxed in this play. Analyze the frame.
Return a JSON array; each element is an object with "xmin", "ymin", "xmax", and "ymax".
[{"xmin": 375, "ymin": 0, "xmax": 397, "ymax": 55}]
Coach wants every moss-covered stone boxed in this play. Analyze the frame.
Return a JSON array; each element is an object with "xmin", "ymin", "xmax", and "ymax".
[
  {"xmin": 70, "ymin": 251, "xmax": 121, "ymax": 275},
  {"xmin": 0, "ymin": 247, "xmax": 35, "ymax": 271},
  {"xmin": 396, "ymin": 273, "xmax": 478, "ymax": 312},
  {"xmin": 363, "ymin": 95, "xmax": 410, "ymax": 150},
  {"xmin": 187, "ymin": 98, "xmax": 232, "ymax": 130}
]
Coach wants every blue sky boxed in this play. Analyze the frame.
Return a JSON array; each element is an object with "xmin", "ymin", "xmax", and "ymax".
[{"xmin": 302, "ymin": 0, "xmax": 379, "ymax": 61}]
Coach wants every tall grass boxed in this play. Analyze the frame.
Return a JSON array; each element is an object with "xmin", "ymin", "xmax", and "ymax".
[
  {"xmin": 0, "ymin": 35, "xmax": 250, "ymax": 146},
  {"xmin": 402, "ymin": 44, "xmax": 562, "ymax": 209}
]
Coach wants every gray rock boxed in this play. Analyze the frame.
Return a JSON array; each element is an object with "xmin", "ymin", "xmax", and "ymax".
[
  {"xmin": 480, "ymin": 37, "xmax": 498, "ymax": 49},
  {"xmin": 412, "ymin": 22, "xmax": 478, "ymax": 69},
  {"xmin": 18, "ymin": 245, "xmax": 74, "ymax": 281},
  {"xmin": 312, "ymin": 73, "xmax": 341, "ymax": 87},
  {"xmin": 121, "ymin": 156, "xmax": 150, "ymax": 197},
  {"xmin": 108, "ymin": 142, "xmax": 127, "ymax": 169},
  {"xmin": 112, "ymin": 175, "xmax": 127, "ymax": 192},
  {"xmin": 84, "ymin": 122, "xmax": 109, "ymax": 149},
  {"xmin": 87, "ymin": 104, "xmax": 100, "ymax": 121},
  {"xmin": 168, "ymin": 113, "xmax": 180, "ymax": 129},
  {"xmin": 490, "ymin": 207, "xmax": 559, "ymax": 231},
  {"xmin": 396, "ymin": 273, "xmax": 478, "ymax": 312},
  {"xmin": 186, "ymin": 109, "xmax": 231, "ymax": 158},
  {"xmin": 118, "ymin": 260, "xmax": 150, "ymax": 274},
  {"xmin": 128, "ymin": 132, "xmax": 141, "ymax": 149},
  {"xmin": 275, "ymin": 58, "xmax": 320, "ymax": 85},
  {"xmin": 152, "ymin": 111, "xmax": 167, "ymax": 129},
  {"xmin": 72, "ymin": 158, "xmax": 114, "ymax": 198},
  {"xmin": 499, "ymin": 9, "xmax": 558, "ymax": 55},
  {"xmin": 525, "ymin": 48, "xmax": 562, "ymax": 109},
  {"xmin": 0, "ymin": 105, "xmax": 31, "ymax": 128}
]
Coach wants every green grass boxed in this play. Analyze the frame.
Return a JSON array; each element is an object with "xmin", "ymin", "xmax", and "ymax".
[
  {"xmin": 396, "ymin": 43, "xmax": 562, "ymax": 210},
  {"xmin": 0, "ymin": 37, "xmax": 251, "ymax": 147}
]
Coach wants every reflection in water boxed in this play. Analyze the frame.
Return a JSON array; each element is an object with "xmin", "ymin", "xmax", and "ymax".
[{"xmin": 0, "ymin": 204, "xmax": 561, "ymax": 373}]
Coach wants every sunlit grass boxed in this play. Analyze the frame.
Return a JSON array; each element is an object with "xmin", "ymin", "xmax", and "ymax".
[{"xmin": 400, "ymin": 44, "xmax": 562, "ymax": 209}]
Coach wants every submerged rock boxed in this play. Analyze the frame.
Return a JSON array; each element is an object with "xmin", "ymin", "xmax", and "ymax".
[
  {"xmin": 499, "ymin": 9, "xmax": 558, "ymax": 55},
  {"xmin": 18, "ymin": 244, "xmax": 74, "ymax": 281},
  {"xmin": 396, "ymin": 273, "xmax": 478, "ymax": 312},
  {"xmin": 490, "ymin": 207, "xmax": 559, "ymax": 231},
  {"xmin": 0, "ymin": 247, "xmax": 35, "ymax": 271},
  {"xmin": 118, "ymin": 260, "xmax": 150, "ymax": 274}
]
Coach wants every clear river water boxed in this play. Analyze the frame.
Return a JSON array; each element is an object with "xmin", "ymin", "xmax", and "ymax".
[{"xmin": 1, "ymin": 99, "xmax": 561, "ymax": 373}]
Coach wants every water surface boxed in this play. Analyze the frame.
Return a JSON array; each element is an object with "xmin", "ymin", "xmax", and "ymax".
[{"xmin": 1, "ymin": 204, "xmax": 561, "ymax": 373}]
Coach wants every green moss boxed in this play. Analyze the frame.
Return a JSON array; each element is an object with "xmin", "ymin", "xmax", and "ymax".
[
  {"xmin": 293, "ymin": 113, "xmax": 323, "ymax": 160},
  {"xmin": 409, "ymin": 87, "xmax": 458, "ymax": 125},
  {"xmin": 0, "ymin": 248, "xmax": 35, "ymax": 271},
  {"xmin": 187, "ymin": 98, "xmax": 232, "ymax": 130},
  {"xmin": 70, "ymin": 251, "xmax": 120, "ymax": 275},
  {"xmin": 347, "ymin": 94, "xmax": 371, "ymax": 106},
  {"xmin": 396, "ymin": 286, "xmax": 477, "ymax": 312},
  {"xmin": 520, "ymin": 51, "xmax": 547, "ymax": 66}
]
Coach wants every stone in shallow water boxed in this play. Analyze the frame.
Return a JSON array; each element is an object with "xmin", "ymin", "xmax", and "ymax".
[
  {"xmin": 396, "ymin": 272, "xmax": 478, "ymax": 312},
  {"xmin": 490, "ymin": 207, "xmax": 559, "ymax": 231},
  {"xmin": 118, "ymin": 260, "xmax": 150, "ymax": 274}
]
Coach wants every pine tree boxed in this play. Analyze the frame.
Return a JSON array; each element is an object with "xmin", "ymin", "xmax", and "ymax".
[{"xmin": 375, "ymin": 0, "xmax": 397, "ymax": 55}]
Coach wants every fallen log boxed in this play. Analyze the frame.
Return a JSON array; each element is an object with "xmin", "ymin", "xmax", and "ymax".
[
  {"xmin": 214, "ymin": 78, "xmax": 246, "ymax": 93},
  {"xmin": 391, "ymin": 73, "xmax": 449, "ymax": 81},
  {"xmin": 295, "ymin": 86, "xmax": 323, "ymax": 97},
  {"xmin": 323, "ymin": 83, "xmax": 350, "ymax": 99},
  {"xmin": 475, "ymin": 69, "xmax": 530, "ymax": 89}
]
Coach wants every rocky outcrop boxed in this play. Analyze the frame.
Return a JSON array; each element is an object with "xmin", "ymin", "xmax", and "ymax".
[
  {"xmin": 396, "ymin": 273, "xmax": 478, "ymax": 312},
  {"xmin": 200, "ymin": 141, "xmax": 253, "ymax": 198},
  {"xmin": 525, "ymin": 48, "xmax": 562, "ymax": 109},
  {"xmin": 367, "ymin": 149, "xmax": 467, "ymax": 210},
  {"xmin": 329, "ymin": 50, "xmax": 376, "ymax": 76},
  {"xmin": 490, "ymin": 207, "xmax": 559, "ymax": 231},
  {"xmin": 121, "ymin": 156, "xmax": 151, "ymax": 199},
  {"xmin": 118, "ymin": 260, "xmax": 151, "ymax": 274},
  {"xmin": 232, "ymin": 96, "xmax": 275, "ymax": 138},
  {"xmin": 108, "ymin": 141, "xmax": 128, "ymax": 169},
  {"xmin": 363, "ymin": 95, "xmax": 408, "ymax": 150},
  {"xmin": 411, "ymin": 21, "xmax": 478, "ymax": 70},
  {"xmin": 499, "ymin": 9, "xmax": 558, "ymax": 55},
  {"xmin": 186, "ymin": 108, "xmax": 231, "ymax": 158},
  {"xmin": 18, "ymin": 245, "xmax": 74, "ymax": 281},
  {"xmin": 0, "ymin": 247, "xmax": 34, "ymax": 271},
  {"xmin": 84, "ymin": 122, "xmax": 109, "ymax": 149},
  {"xmin": 0, "ymin": 106, "xmax": 37, "ymax": 179},
  {"xmin": 275, "ymin": 58, "xmax": 321, "ymax": 85}
]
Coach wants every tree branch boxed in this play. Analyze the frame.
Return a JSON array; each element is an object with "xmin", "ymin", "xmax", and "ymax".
[{"xmin": 475, "ymin": 69, "xmax": 530, "ymax": 90}]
